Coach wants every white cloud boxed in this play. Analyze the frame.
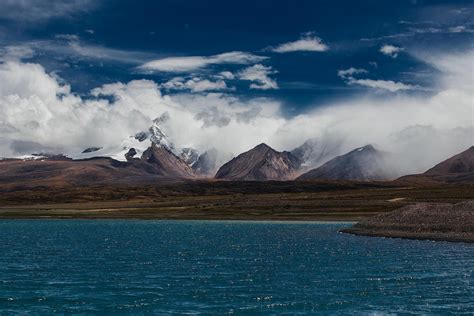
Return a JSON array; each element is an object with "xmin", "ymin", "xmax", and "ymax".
[
  {"xmin": 270, "ymin": 32, "xmax": 329, "ymax": 53},
  {"xmin": 66, "ymin": 41, "xmax": 151, "ymax": 64},
  {"xmin": 337, "ymin": 67, "xmax": 415, "ymax": 92},
  {"xmin": 337, "ymin": 68, "xmax": 368, "ymax": 79},
  {"xmin": 217, "ymin": 71, "xmax": 235, "ymax": 80},
  {"xmin": 448, "ymin": 26, "xmax": 474, "ymax": 33},
  {"xmin": 0, "ymin": 50, "xmax": 472, "ymax": 176},
  {"xmin": 55, "ymin": 34, "xmax": 80, "ymax": 41},
  {"xmin": 161, "ymin": 77, "xmax": 230, "ymax": 92},
  {"xmin": 0, "ymin": 0, "xmax": 96, "ymax": 22},
  {"xmin": 237, "ymin": 64, "xmax": 278, "ymax": 90},
  {"xmin": 137, "ymin": 51, "xmax": 267, "ymax": 72},
  {"xmin": 380, "ymin": 45, "xmax": 404, "ymax": 58},
  {"xmin": 347, "ymin": 78, "xmax": 416, "ymax": 92},
  {"xmin": 16, "ymin": 37, "xmax": 153, "ymax": 65},
  {"xmin": 0, "ymin": 45, "xmax": 35, "ymax": 62}
]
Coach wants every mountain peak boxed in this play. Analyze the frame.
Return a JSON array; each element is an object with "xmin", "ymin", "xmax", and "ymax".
[
  {"xmin": 148, "ymin": 119, "xmax": 174, "ymax": 151},
  {"xmin": 215, "ymin": 143, "xmax": 300, "ymax": 180},
  {"xmin": 297, "ymin": 145, "xmax": 396, "ymax": 181},
  {"xmin": 353, "ymin": 144, "xmax": 375, "ymax": 153},
  {"xmin": 254, "ymin": 143, "xmax": 272, "ymax": 151},
  {"xmin": 139, "ymin": 144, "xmax": 195, "ymax": 178}
]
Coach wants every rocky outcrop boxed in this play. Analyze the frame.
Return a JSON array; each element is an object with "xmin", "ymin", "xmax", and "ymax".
[{"xmin": 341, "ymin": 200, "xmax": 474, "ymax": 243}]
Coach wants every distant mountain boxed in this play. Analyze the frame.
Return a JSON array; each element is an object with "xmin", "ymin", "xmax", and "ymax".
[
  {"xmin": 291, "ymin": 137, "xmax": 343, "ymax": 169},
  {"xmin": 148, "ymin": 117, "xmax": 174, "ymax": 151},
  {"xmin": 139, "ymin": 144, "xmax": 195, "ymax": 178},
  {"xmin": 215, "ymin": 143, "xmax": 301, "ymax": 181},
  {"xmin": 77, "ymin": 117, "xmax": 175, "ymax": 162},
  {"xmin": 0, "ymin": 144, "xmax": 196, "ymax": 189},
  {"xmin": 297, "ymin": 145, "xmax": 397, "ymax": 181},
  {"xmin": 192, "ymin": 148, "xmax": 219, "ymax": 176},
  {"xmin": 399, "ymin": 146, "xmax": 474, "ymax": 184},
  {"xmin": 0, "ymin": 156, "xmax": 165, "ymax": 189},
  {"xmin": 180, "ymin": 148, "xmax": 200, "ymax": 166},
  {"xmin": 425, "ymin": 146, "xmax": 474, "ymax": 175}
]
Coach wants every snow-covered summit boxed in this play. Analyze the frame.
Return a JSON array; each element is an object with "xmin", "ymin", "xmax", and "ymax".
[{"xmin": 148, "ymin": 118, "xmax": 174, "ymax": 151}]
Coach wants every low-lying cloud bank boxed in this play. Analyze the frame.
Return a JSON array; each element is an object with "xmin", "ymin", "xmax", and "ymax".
[{"xmin": 0, "ymin": 50, "xmax": 472, "ymax": 175}]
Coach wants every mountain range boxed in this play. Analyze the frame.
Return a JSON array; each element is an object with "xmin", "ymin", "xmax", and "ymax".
[{"xmin": 1, "ymin": 120, "xmax": 473, "ymax": 187}]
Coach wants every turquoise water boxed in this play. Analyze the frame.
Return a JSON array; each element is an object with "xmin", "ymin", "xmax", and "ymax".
[{"xmin": 0, "ymin": 220, "xmax": 472, "ymax": 314}]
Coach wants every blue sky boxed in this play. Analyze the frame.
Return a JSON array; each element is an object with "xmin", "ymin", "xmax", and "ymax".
[
  {"xmin": 0, "ymin": 0, "xmax": 473, "ymax": 168},
  {"xmin": 1, "ymin": 0, "xmax": 473, "ymax": 114}
]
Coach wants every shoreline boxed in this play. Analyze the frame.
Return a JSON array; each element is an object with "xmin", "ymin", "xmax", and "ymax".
[
  {"xmin": 1, "ymin": 185, "xmax": 473, "ymax": 243},
  {"xmin": 0, "ymin": 215, "xmax": 357, "ymax": 224},
  {"xmin": 341, "ymin": 201, "xmax": 474, "ymax": 244},
  {"xmin": 340, "ymin": 229, "xmax": 474, "ymax": 244},
  {"xmin": 0, "ymin": 207, "xmax": 364, "ymax": 222}
]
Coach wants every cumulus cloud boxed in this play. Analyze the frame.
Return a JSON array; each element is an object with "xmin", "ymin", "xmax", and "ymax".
[
  {"xmin": 237, "ymin": 64, "xmax": 279, "ymax": 90},
  {"xmin": 137, "ymin": 52, "xmax": 267, "ymax": 72},
  {"xmin": 380, "ymin": 44, "xmax": 404, "ymax": 58},
  {"xmin": 161, "ymin": 77, "xmax": 230, "ymax": 92},
  {"xmin": 0, "ymin": 50, "xmax": 472, "ymax": 176},
  {"xmin": 217, "ymin": 71, "xmax": 235, "ymax": 80},
  {"xmin": 270, "ymin": 32, "xmax": 329, "ymax": 53}
]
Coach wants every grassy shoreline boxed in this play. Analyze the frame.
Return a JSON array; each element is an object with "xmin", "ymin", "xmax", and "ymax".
[
  {"xmin": 0, "ymin": 205, "xmax": 370, "ymax": 221},
  {"xmin": 1, "ymin": 183, "xmax": 472, "ymax": 226}
]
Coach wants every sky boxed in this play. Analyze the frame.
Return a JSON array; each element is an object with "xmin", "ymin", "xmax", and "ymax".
[{"xmin": 0, "ymin": 0, "xmax": 473, "ymax": 172}]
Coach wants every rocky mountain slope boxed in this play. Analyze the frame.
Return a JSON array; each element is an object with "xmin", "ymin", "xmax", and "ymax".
[
  {"xmin": 297, "ymin": 145, "xmax": 398, "ymax": 181},
  {"xmin": 215, "ymin": 143, "xmax": 301, "ymax": 181},
  {"xmin": 0, "ymin": 143, "xmax": 196, "ymax": 189},
  {"xmin": 140, "ymin": 144, "xmax": 195, "ymax": 178},
  {"xmin": 399, "ymin": 146, "xmax": 474, "ymax": 184}
]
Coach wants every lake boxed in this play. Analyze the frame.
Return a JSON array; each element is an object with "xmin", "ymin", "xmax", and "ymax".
[{"xmin": 0, "ymin": 220, "xmax": 472, "ymax": 314}]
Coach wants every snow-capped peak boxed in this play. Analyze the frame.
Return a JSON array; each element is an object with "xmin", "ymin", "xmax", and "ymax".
[
  {"xmin": 149, "ymin": 118, "xmax": 174, "ymax": 151},
  {"xmin": 66, "ymin": 117, "xmax": 177, "ymax": 162}
]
